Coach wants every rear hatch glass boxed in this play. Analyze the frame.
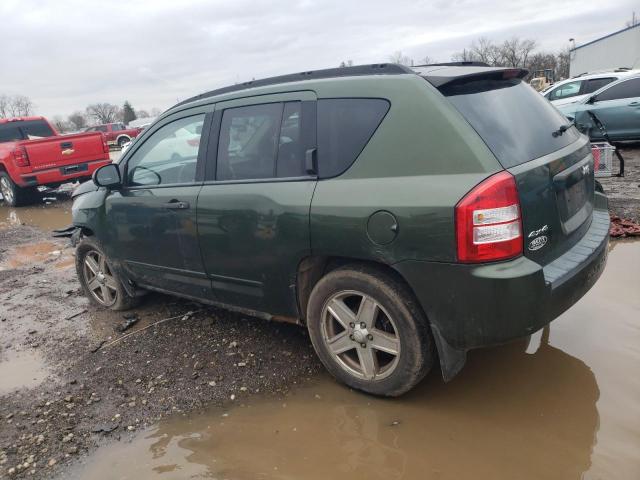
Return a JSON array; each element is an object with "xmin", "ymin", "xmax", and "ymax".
[
  {"xmin": 436, "ymin": 76, "xmax": 593, "ymax": 264},
  {"xmin": 439, "ymin": 78, "xmax": 580, "ymax": 168}
]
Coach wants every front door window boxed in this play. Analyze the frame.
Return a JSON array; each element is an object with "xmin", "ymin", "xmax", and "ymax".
[{"xmin": 127, "ymin": 115, "xmax": 205, "ymax": 186}]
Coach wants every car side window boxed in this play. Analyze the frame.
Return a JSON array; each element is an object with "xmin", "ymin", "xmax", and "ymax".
[
  {"xmin": 317, "ymin": 98, "xmax": 390, "ymax": 178},
  {"xmin": 112, "ymin": 124, "xmax": 124, "ymax": 132},
  {"xmin": 216, "ymin": 103, "xmax": 283, "ymax": 180},
  {"xmin": 583, "ymin": 77, "xmax": 615, "ymax": 94},
  {"xmin": 276, "ymin": 102, "xmax": 306, "ymax": 177},
  {"xmin": 126, "ymin": 115, "xmax": 205, "ymax": 187},
  {"xmin": 97, "ymin": 125, "xmax": 108, "ymax": 132},
  {"xmin": 548, "ymin": 81, "xmax": 582, "ymax": 100},
  {"xmin": 596, "ymin": 78, "xmax": 640, "ymax": 101}
]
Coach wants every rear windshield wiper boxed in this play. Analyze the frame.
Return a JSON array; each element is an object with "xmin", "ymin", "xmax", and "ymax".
[{"xmin": 552, "ymin": 119, "xmax": 575, "ymax": 137}]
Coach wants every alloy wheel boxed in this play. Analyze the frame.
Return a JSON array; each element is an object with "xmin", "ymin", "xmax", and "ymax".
[
  {"xmin": 0, "ymin": 177, "xmax": 14, "ymax": 204},
  {"xmin": 320, "ymin": 290, "xmax": 401, "ymax": 381},
  {"xmin": 83, "ymin": 250, "xmax": 118, "ymax": 306}
]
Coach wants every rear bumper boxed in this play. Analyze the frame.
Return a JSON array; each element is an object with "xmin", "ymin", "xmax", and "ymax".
[
  {"xmin": 394, "ymin": 192, "xmax": 609, "ymax": 352},
  {"xmin": 18, "ymin": 158, "xmax": 111, "ymax": 187}
]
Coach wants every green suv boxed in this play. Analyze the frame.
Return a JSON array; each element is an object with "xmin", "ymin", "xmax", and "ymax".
[{"xmin": 70, "ymin": 63, "xmax": 609, "ymax": 396}]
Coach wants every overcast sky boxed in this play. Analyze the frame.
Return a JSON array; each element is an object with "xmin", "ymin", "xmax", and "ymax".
[{"xmin": 1, "ymin": 0, "xmax": 637, "ymax": 118}]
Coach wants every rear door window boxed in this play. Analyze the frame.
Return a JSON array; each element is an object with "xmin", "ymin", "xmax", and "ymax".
[
  {"xmin": 317, "ymin": 98, "xmax": 390, "ymax": 178},
  {"xmin": 216, "ymin": 103, "xmax": 282, "ymax": 181},
  {"xmin": 440, "ymin": 79, "xmax": 580, "ymax": 167},
  {"xmin": 216, "ymin": 101, "xmax": 309, "ymax": 181},
  {"xmin": 596, "ymin": 78, "xmax": 640, "ymax": 101},
  {"xmin": 583, "ymin": 77, "xmax": 616, "ymax": 94}
]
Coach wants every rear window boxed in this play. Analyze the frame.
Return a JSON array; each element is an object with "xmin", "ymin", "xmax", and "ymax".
[
  {"xmin": 0, "ymin": 120, "xmax": 55, "ymax": 143},
  {"xmin": 317, "ymin": 98, "xmax": 389, "ymax": 178},
  {"xmin": 440, "ymin": 79, "xmax": 580, "ymax": 167}
]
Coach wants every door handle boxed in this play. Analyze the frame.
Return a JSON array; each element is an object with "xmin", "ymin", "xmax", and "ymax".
[
  {"xmin": 629, "ymin": 101, "xmax": 640, "ymax": 106},
  {"xmin": 163, "ymin": 200, "xmax": 190, "ymax": 209}
]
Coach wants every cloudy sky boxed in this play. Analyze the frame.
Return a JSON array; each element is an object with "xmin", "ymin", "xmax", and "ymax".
[{"xmin": 1, "ymin": 0, "xmax": 637, "ymax": 118}]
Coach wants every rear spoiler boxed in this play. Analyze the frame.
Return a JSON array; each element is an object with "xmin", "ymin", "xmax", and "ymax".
[{"xmin": 415, "ymin": 66, "xmax": 529, "ymax": 88}]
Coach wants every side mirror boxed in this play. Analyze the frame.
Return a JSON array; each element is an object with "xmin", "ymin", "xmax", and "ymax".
[
  {"xmin": 93, "ymin": 163, "xmax": 121, "ymax": 189},
  {"xmin": 587, "ymin": 95, "xmax": 597, "ymax": 104}
]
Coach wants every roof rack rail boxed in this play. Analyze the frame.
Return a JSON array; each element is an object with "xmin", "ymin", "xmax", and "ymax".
[
  {"xmin": 172, "ymin": 63, "xmax": 414, "ymax": 109},
  {"xmin": 413, "ymin": 61, "xmax": 491, "ymax": 68}
]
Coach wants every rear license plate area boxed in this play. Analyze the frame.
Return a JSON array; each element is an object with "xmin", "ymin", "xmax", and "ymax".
[{"xmin": 60, "ymin": 163, "xmax": 88, "ymax": 175}]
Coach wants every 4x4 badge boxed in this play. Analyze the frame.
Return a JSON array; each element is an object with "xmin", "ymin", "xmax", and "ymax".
[
  {"xmin": 528, "ymin": 235, "xmax": 548, "ymax": 251},
  {"xmin": 528, "ymin": 225, "xmax": 548, "ymax": 238}
]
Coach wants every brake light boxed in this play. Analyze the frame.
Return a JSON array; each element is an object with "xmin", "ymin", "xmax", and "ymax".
[
  {"xmin": 101, "ymin": 133, "xmax": 109, "ymax": 154},
  {"xmin": 12, "ymin": 146, "xmax": 30, "ymax": 167},
  {"xmin": 455, "ymin": 171, "xmax": 523, "ymax": 263}
]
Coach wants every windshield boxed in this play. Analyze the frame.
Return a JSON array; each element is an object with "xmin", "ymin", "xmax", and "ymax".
[{"xmin": 440, "ymin": 78, "xmax": 580, "ymax": 168}]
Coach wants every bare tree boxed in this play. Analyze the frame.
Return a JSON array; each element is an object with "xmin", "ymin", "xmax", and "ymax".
[
  {"xmin": 86, "ymin": 103, "xmax": 120, "ymax": 124},
  {"xmin": 419, "ymin": 55, "xmax": 436, "ymax": 65},
  {"xmin": 339, "ymin": 60, "xmax": 354, "ymax": 68},
  {"xmin": 555, "ymin": 47, "xmax": 571, "ymax": 80},
  {"xmin": 469, "ymin": 37, "xmax": 504, "ymax": 66},
  {"xmin": 68, "ymin": 112, "xmax": 88, "ymax": 130},
  {"xmin": 0, "ymin": 95, "xmax": 9, "ymax": 118},
  {"xmin": 136, "ymin": 109, "xmax": 150, "ymax": 119},
  {"xmin": 150, "ymin": 108, "xmax": 162, "ymax": 117},
  {"xmin": 501, "ymin": 37, "xmax": 536, "ymax": 68},
  {"xmin": 0, "ymin": 95, "xmax": 35, "ymax": 117},
  {"xmin": 451, "ymin": 48, "xmax": 476, "ymax": 63},
  {"xmin": 388, "ymin": 51, "xmax": 414, "ymax": 66},
  {"xmin": 626, "ymin": 11, "xmax": 638, "ymax": 27},
  {"xmin": 52, "ymin": 116, "xmax": 71, "ymax": 133}
]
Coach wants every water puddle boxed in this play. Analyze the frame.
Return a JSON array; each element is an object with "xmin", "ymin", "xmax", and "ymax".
[
  {"xmin": 0, "ymin": 200, "xmax": 72, "ymax": 231},
  {"xmin": 0, "ymin": 349, "xmax": 49, "ymax": 395},
  {"xmin": 0, "ymin": 241, "xmax": 64, "ymax": 270},
  {"xmin": 68, "ymin": 241, "xmax": 640, "ymax": 479}
]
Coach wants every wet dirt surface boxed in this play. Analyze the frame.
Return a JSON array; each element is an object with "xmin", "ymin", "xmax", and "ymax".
[
  {"xmin": 0, "ymin": 196, "xmax": 322, "ymax": 479},
  {"xmin": 62, "ymin": 240, "xmax": 640, "ymax": 480},
  {"xmin": 599, "ymin": 146, "xmax": 640, "ymax": 224}
]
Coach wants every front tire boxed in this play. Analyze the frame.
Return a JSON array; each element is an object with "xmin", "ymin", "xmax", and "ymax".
[
  {"xmin": 0, "ymin": 172, "xmax": 38, "ymax": 207},
  {"xmin": 117, "ymin": 136, "xmax": 130, "ymax": 149},
  {"xmin": 75, "ymin": 237, "xmax": 138, "ymax": 311},
  {"xmin": 307, "ymin": 264, "xmax": 435, "ymax": 397}
]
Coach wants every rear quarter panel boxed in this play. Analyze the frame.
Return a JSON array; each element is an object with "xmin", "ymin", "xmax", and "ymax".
[{"xmin": 309, "ymin": 75, "xmax": 502, "ymax": 263}]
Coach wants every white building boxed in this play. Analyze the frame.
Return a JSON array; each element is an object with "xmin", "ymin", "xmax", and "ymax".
[{"xmin": 570, "ymin": 23, "xmax": 640, "ymax": 76}]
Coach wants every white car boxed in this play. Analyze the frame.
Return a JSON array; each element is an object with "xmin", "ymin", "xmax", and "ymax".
[{"xmin": 542, "ymin": 69, "xmax": 640, "ymax": 107}]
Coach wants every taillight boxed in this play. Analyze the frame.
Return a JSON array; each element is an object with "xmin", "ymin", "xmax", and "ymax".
[
  {"xmin": 455, "ymin": 171, "xmax": 523, "ymax": 263},
  {"xmin": 101, "ymin": 133, "xmax": 109, "ymax": 154},
  {"xmin": 12, "ymin": 146, "xmax": 30, "ymax": 167}
]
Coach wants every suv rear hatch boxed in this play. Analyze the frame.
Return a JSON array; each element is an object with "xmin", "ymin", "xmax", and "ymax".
[{"xmin": 421, "ymin": 66, "xmax": 595, "ymax": 266}]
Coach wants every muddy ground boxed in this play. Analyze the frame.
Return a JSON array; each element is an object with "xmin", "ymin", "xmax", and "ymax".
[
  {"xmin": 599, "ymin": 144, "xmax": 640, "ymax": 224},
  {"xmin": 0, "ymin": 222, "xmax": 322, "ymax": 479},
  {"xmin": 0, "ymin": 147, "xmax": 639, "ymax": 479}
]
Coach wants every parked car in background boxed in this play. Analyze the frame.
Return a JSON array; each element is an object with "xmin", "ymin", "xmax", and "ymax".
[
  {"xmin": 543, "ymin": 69, "xmax": 639, "ymax": 107},
  {"xmin": 70, "ymin": 63, "xmax": 609, "ymax": 396},
  {"xmin": 0, "ymin": 116, "xmax": 111, "ymax": 206},
  {"xmin": 85, "ymin": 122, "xmax": 142, "ymax": 148},
  {"xmin": 557, "ymin": 74, "xmax": 640, "ymax": 141}
]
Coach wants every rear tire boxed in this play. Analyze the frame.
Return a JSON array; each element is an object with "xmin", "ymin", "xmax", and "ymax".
[
  {"xmin": 307, "ymin": 264, "xmax": 435, "ymax": 396},
  {"xmin": 75, "ymin": 237, "xmax": 139, "ymax": 311},
  {"xmin": 0, "ymin": 172, "xmax": 38, "ymax": 207}
]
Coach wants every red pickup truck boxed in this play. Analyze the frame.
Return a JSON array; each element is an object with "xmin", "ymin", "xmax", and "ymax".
[
  {"xmin": 0, "ymin": 117, "xmax": 111, "ymax": 206},
  {"xmin": 85, "ymin": 122, "xmax": 142, "ymax": 149}
]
